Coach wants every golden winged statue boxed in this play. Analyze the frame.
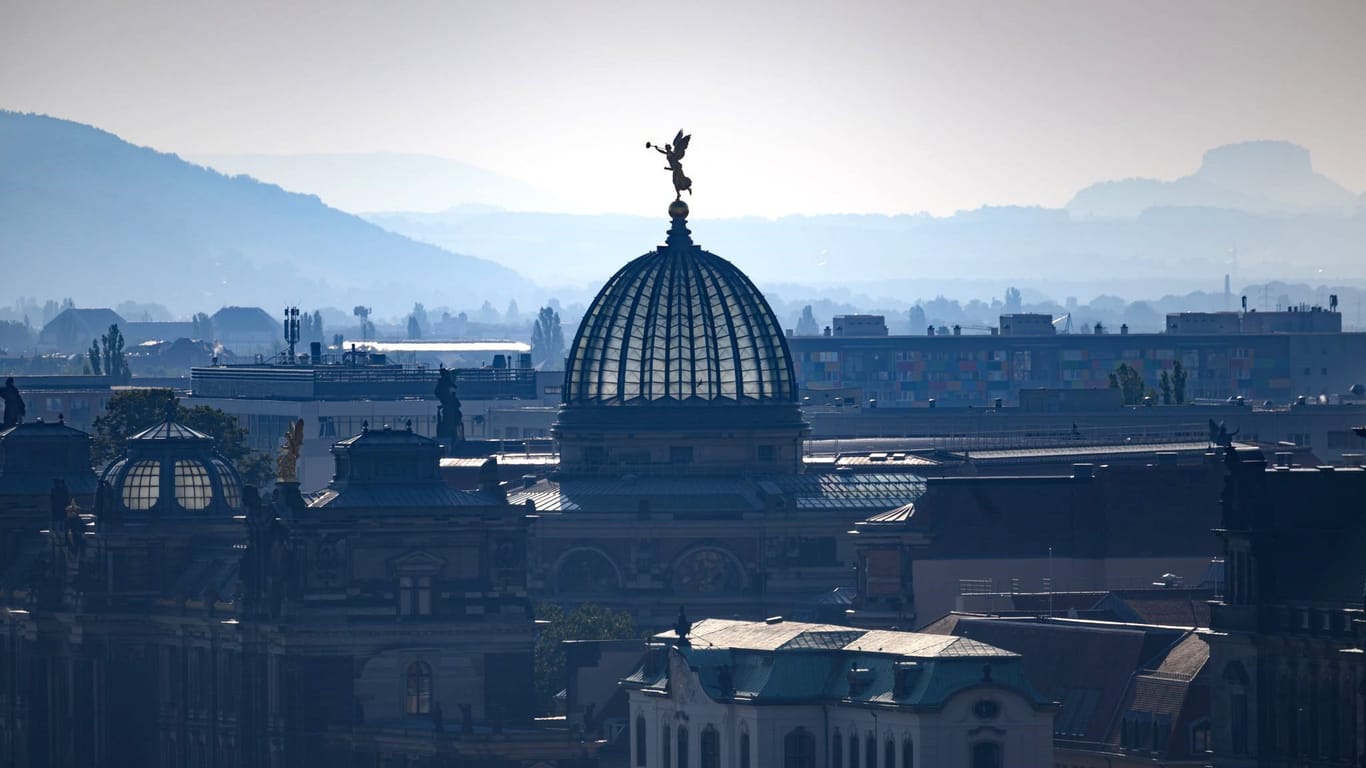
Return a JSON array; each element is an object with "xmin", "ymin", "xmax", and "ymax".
[
  {"xmin": 276, "ymin": 418, "xmax": 305, "ymax": 482},
  {"xmin": 646, "ymin": 130, "xmax": 692, "ymax": 200}
]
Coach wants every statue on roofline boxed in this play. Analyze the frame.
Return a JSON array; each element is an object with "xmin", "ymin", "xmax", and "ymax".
[
  {"xmin": 277, "ymin": 418, "xmax": 305, "ymax": 482},
  {"xmin": 647, "ymin": 130, "xmax": 693, "ymax": 200}
]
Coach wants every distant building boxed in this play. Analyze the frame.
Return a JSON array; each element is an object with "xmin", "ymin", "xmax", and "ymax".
[
  {"xmin": 209, "ymin": 306, "xmax": 279, "ymax": 354},
  {"xmin": 1167, "ymin": 305, "xmax": 1342, "ymax": 335},
  {"xmin": 789, "ymin": 316, "xmax": 1366, "ymax": 408},
  {"xmin": 189, "ymin": 353, "xmax": 558, "ymax": 490},
  {"xmin": 999, "ymin": 314, "xmax": 1057, "ymax": 336},
  {"xmin": 831, "ymin": 314, "xmax": 889, "ymax": 337},
  {"xmin": 622, "ymin": 617, "xmax": 1056, "ymax": 768},
  {"xmin": 38, "ymin": 307, "xmax": 125, "ymax": 351}
]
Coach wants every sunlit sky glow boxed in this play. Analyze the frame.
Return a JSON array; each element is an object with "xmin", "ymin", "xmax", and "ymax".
[{"xmin": 3, "ymin": 0, "xmax": 1364, "ymax": 217}]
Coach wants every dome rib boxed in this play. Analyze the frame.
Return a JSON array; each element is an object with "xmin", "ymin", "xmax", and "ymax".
[{"xmin": 563, "ymin": 227, "xmax": 797, "ymax": 407}]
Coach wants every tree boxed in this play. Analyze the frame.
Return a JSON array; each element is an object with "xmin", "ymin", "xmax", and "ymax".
[
  {"xmin": 91, "ymin": 389, "xmax": 273, "ymax": 486},
  {"xmin": 531, "ymin": 306, "xmax": 565, "ymax": 368},
  {"xmin": 300, "ymin": 310, "xmax": 324, "ymax": 344},
  {"xmin": 1159, "ymin": 370, "xmax": 1173, "ymax": 405},
  {"xmin": 0, "ymin": 321, "xmax": 34, "ymax": 354},
  {"xmin": 98, "ymin": 324, "xmax": 131, "ymax": 384},
  {"xmin": 908, "ymin": 305, "xmax": 928, "ymax": 334},
  {"xmin": 1171, "ymin": 360, "xmax": 1188, "ymax": 404},
  {"xmin": 533, "ymin": 602, "xmax": 636, "ymax": 714},
  {"xmin": 505, "ymin": 300, "xmax": 521, "ymax": 324},
  {"xmin": 1004, "ymin": 286, "xmax": 1023, "ymax": 314},
  {"xmin": 406, "ymin": 314, "xmax": 422, "ymax": 339},
  {"xmin": 411, "ymin": 303, "xmax": 429, "ymax": 337},
  {"xmin": 87, "ymin": 340, "xmax": 102, "ymax": 376},
  {"xmin": 796, "ymin": 305, "xmax": 819, "ymax": 336},
  {"xmin": 1108, "ymin": 363, "xmax": 1145, "ymax": 405}
]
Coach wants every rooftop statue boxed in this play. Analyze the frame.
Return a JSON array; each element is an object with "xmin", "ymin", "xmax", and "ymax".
[
  {"xmin": 435, "ymin": 366, "xmax": 465, "ymax": 442},
  {"xmin": 1, "ymin": 376, "xmax": 24, "ymax": 428},
  {"xmin": 277, "ymin": 418, "xmax": 305, "ymax": 482},
  {"xmin": 647, "ymin": 130, "xmax": 692, "ymax": 200}
]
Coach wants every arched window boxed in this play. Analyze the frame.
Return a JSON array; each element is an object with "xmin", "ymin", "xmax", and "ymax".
[
  {"xmin": 784, "ymin": 727, "xmax": 815, "ymax": 768},
  {"xmin": 557, "ymin": 549, "xmax": 620, "ymax": 593},
  {"xmin": 885, "ymin": 739, "xmax": 895, "ymax": 767},
  {"xmin": 678, "ymin": 725, "xmax": 689, "ymax": 768},
  {"xmin": 970, "ymin": 741, "xmax": 1002, "ymax": 768},
  {"xmin": 663, "ymin": 724, "xmax": 671, "ymax": 767},
  {"xmin": 832, "ymin": 729, "xmax": 844, "ymax": 768},
  {"xmin": 866, "ymin": 733, "xmax": 877, "ymax": 768},
  {"xmin": 902, "ymin": 737, "xmax": 914, "ymax": 768},
  {"xmin": 635, "ymin": 715, "xmax": 647, "ymax": 766},
  {"xmin": 849, "ymin": 729, "xmax": 860, "ymax": 768},
  {"xmin": 740, "ymin": 728, "xmax": 751, "ymax": 768},
  {"xmin": 700, "ymin": 725, "xmax": 720, "ymax": 768},
  {"xmin": 404, "ymin": 661, "xmax": 432, "ymax": 715}
]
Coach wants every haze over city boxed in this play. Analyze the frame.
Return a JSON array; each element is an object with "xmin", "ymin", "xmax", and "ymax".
[
  {"xmin": 4, "ymin": 0, "xmax": 1365, "ymax": 218},
  {"xmin": 7, "ymin": 4, "xmax": 1366, "ymax": 768}
]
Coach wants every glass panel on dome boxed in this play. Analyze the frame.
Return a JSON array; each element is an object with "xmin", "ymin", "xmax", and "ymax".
[
  {"xmin": 174, "ymin": 460, "xmax": 213, "ymax": 510},
  {"xmin": 121, "ymin": 460, "xmax": 161, "ymax": 510},
  {"xmin": 213, "ymin": 460, "xmax": 241, "ymax": 509}
]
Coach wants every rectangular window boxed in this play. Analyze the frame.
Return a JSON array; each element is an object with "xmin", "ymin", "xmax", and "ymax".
[
  {"xmin": 398, "ymin": 576, "xmax": 414, "ymax": 616},
  {"xmin": 670, "ymin": 446, "xmax": 694, "ymax": 464},
  {"xmin": 758, "ymin": 445, "xmax": 776, "ymax": 462}
]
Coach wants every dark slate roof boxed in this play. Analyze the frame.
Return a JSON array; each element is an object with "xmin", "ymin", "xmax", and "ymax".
[
  {"xmin": 39, "ymin": 308, "xmax": 126, "ymax": 340},
  {"xmin": 903, "ymin": 462, "xmax": 1223, "ymax": 559},
  {"xmin": 922, "ymin": 615, "xmax": 1187, "ymax": 743},
  {"xmin": 509, "ymin": 472, "xmax": 926, "ymax": 515},
  {"xmin": 210, "ymin": 306, "xmax": 278, "ymax": 333},
  {"xmin": 308, "ymin": 484, "xmax": 499, "ymax": 510},
  {"xmin": 922, "ymin": 614, "xmax": 1210, "ymax": 751}
]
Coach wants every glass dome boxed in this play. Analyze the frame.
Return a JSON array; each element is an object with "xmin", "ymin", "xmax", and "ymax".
[
  {"xmin": 564, "ymin": 217, "xmax": 796, "ymax": 406},
  {"xmin": 99, "ymin": 412, "xmax": 243, "ymax": 520}
]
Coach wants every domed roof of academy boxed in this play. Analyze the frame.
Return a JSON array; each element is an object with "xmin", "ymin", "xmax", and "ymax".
[
  {"xmin": 99, "ymin": 404, "xmax": 243, "ymax": 520},
  {"xmin": 563, "ymin": 203, "xmax": 797, "ymax": 407}
]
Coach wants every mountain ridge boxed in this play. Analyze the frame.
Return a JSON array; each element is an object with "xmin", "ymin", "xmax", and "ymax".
[{"xmin": 0, "ymin": 111, "xmax": 524, "ymax": 315}]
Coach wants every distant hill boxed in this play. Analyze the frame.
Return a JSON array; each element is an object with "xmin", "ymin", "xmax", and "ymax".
[
  {"xmin": 188, "ymin": 152, "xmax": 565, "ymax": 214},
  {"xmin": 367, "ymin": 203, "xmax": 1366, "ymax": 301},
  {"xmin": 0, "ymin": 112, "xmax": 524, "ymax": 315},
  {"xmin": 1067, "ymin": 141, "xmax": 1359, "ymax": 219}
]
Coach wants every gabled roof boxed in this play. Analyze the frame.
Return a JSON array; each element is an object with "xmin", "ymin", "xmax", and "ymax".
[
  {"xmin": 38, "ymin": 308, "xmax": 126, "ymax": 345},
  {"xmin": 210, "ymin": 306, "xmax": 278, "ymax": 333}
]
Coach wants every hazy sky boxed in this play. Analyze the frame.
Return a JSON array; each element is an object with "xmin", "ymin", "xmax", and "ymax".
[{"xmin": 3, "ymin": 0, "xmax": 1364, "ymax": 217}]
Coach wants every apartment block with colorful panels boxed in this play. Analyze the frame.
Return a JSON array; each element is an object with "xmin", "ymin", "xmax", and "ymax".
[{"xmin": 789, "ymin": 330, "xmax": 1366, "ymax": 408}]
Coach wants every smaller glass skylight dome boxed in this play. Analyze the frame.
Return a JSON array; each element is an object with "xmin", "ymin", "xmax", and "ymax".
[{"xmin": 99, "ymin": 405, "xmax": 244, "ymax": 521}]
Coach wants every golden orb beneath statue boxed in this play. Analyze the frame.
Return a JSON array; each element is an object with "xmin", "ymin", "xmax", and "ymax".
[{"xmin": 668, "ymin": 200, "xmax": 690, "ymax": 219}]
